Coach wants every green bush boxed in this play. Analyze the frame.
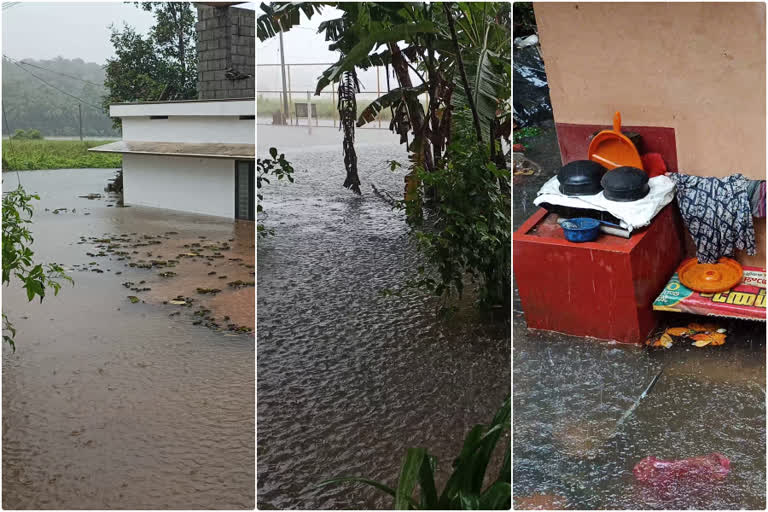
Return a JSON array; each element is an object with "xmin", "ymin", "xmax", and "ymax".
[{"xmin": 403, "ymin": 109, "xmax": 511, "ymax": 310}]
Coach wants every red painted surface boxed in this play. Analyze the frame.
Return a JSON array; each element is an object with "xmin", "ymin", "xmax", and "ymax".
[
  {"xmin": 555, "ymin": 123, "xmax": 678, "ymax": 172},
  {"xmin": 513, "ymin": 205, "xmax": 684, "ymax": 344}
]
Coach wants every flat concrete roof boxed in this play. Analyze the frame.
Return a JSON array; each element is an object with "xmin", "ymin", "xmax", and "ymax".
[
  {"xmin": 110, "ymin": 97, "xmax": 254, "ymax": 106},
  {"xmin": 110, "ymin": 99, "xmax": 255, "ymax": 118},
  {"xmin": 88, "ymin": 141, "xmax": 254, "ymax": 160}
]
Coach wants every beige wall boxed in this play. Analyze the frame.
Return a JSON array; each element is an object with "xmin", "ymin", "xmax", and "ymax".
[{"xmin": 535, "ymin": 2, "xmax": 766, "ymax": 179}]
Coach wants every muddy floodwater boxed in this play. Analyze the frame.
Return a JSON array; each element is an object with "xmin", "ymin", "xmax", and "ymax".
[
  {"xmin": 2, "ymin": 169, "xmax": 254, "ymax": 509},
  {"xmin": 513, "ymin": 311, "xmax": 766, "ymax": 509},
  {"xmin": 257, "ymin": 125, "xmax": 511, "ymax": 509}
]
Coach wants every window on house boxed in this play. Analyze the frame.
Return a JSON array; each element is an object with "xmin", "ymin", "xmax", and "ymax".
[
  {"xmin": 235, "ymin": 160, "xmax": 255, "ymax": 221},
  {"xmin": 149, "ymin": 116, "xmax": 168, "ymax": 120}
]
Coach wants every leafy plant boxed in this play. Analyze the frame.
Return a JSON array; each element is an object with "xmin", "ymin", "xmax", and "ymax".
[
  {"xmin": 401, "ymin": 109, "xmax": 511, "ymax": 309},
  {"xmin": 2, "ymin": 185, "xmax": 73, "ymax": 350},
  {"xmin": 513, "ymin": 126, "xmax": 540, "ymax": 144},
  {"xmin": 318, "ymin": 395, "xmax": 510, "ymax": 510},
  {"xmin": 257, "ymin": 147, "xmax": 295, "ymax": 237}
]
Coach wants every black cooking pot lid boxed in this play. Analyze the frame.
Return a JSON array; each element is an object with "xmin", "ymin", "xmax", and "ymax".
[
  {"xmin": 601, "ymin": 166, "xmax": 650, "ymax": 202},
  {"xmin": 557, "ymin": 160, "xmax": 606, "ymax": 196}
]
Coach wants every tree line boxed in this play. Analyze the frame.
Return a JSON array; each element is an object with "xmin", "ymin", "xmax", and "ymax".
[{"xmin": 1, "ymin": 56, "xmax": 120, "ymax": 138}]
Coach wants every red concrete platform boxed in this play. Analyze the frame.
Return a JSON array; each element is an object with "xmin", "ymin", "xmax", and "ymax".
[{"xmin": 513, "ymin": 205, "xmax": 684, "ymax": 344}]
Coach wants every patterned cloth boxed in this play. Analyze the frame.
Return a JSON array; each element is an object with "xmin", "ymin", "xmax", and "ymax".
[
  {"xmin": 669, "ymin": 173, "xmax": 756, "ymax": 263},
  {"xmin": 747, "ymin": 179, "xmax": 759, "ymax": 215}
]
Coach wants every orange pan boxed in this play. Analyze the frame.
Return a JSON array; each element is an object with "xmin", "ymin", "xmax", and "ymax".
[{"xmin": 588, "ymin": 111, "xmax": 643, "ymax": 170}]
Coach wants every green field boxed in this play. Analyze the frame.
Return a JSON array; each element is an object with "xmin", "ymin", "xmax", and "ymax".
[{"xmin": 2, "ymin": 139, "xmax": 122, "ymax": 171}]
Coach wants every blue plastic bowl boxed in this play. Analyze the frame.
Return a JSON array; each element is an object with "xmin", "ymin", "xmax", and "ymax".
[{"xmin": 561, "ymin": 217, "xmax": 600, "ymax": 242}]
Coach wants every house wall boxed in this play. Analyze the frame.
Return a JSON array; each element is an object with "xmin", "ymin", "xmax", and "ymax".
[
  {"xmin": 534, "ymin": 2, "xmax": 766, "ymax": 267},
  {"xmin": 121, "ymin": 116, "xmax": 254, "ymax": 144},
  {"xmin": 534, "ymin": 2, "xmax": 765, "ymax": 179},
  {"xmin": 123, "ymin": 154, "xmax": 235, "ymax": 218},
  {"xmin": 196, "ymin": 5, "xmax": 255, "ymax": 99}
]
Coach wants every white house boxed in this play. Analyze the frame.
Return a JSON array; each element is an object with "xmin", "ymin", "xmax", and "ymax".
[
  {"xmin": 90, "ymin": 98, "xmax": 255, "ymax": 219},
  {"xmin": 90, "ymin": 3, "xmax": 256, "ymax": 220}
]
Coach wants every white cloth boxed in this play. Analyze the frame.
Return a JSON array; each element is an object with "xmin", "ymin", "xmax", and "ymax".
[{"xmin": 533, "ymin": 175, "xmax": 676, "ymax": 232}]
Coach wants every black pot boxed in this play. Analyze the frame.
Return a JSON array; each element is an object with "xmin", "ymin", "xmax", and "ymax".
[
  {"xmin": 601, "ymin": 166, "xmax": 650, "ymax": 202},
  {"xmin": 557, "ymin": 160, "xmax": 606, "ymax": 196}
]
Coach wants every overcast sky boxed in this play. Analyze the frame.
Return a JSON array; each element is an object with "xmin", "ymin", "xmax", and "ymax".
[
  {"xmin": 256, "ymin": 5, "xmax": 421, "ymax": 98},
  {"xmin": 2, "ymin": 1, "xmax": 256, "ymax": 64}
]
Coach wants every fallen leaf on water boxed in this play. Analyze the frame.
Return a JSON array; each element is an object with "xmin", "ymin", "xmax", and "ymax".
[
  {"xmin": 665, "ymin": 327, "xmax": 690, "ymax": 336},
  {"xmin": 688, "ymin": 322, "xmax": 720, "ymax": 333},
  {"xmin": 169, "ymin": 300, "xmax": 186, "ymax": 305},
  {"xmin": 649, "ymin": 333, "xmax": 674, "ymax": 348},
  {"xmin": 692, "ymin": 332, "xmax": 727, "ymax": 347}
]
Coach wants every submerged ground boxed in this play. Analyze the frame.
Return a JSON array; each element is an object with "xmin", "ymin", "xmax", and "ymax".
[
  {"xmin": 512, "ymin": 123, "xmax": 766, "ymax": 509},
  {"xmin": 256, "ymin": 124, "xmax": 511, "ymax": 509},
  {"xmin": 2, "ymin": 169, "xmax": 254, "ymax": 508}
]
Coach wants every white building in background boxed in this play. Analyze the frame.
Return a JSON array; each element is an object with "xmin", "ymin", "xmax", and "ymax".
[
  {"xmin": 90, "ymin": 99, "xmax": 255, "ymax": 220},
  {"xmin": 90, "ymin": 3, "xmax": 256, "ymax": 220}
]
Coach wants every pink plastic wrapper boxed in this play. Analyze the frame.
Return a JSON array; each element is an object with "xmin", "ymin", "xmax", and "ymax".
[{"xmin": 633, "ymin": 453, "xmax": 730, "ymax": 487}]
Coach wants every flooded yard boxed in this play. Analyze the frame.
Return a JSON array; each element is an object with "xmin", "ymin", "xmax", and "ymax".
[
  {"xmin": 2, "ymin": 169, "xmax": 254, "ymax": 509},
  {"xmin": 512, "ymin": 318, "xmax": 765, "ymax": 509},
  {"xmin": 257, "ymin": 125, "xmax": 511, "ymax": 509}
]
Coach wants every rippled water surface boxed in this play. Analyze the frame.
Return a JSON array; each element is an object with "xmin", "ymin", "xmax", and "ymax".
[
  {"xmin": 257, "ymin": 125, "xmax": 511, "ymax": 509},
  {"xmin": 2, "ymin": 169, "xmax": 254, "ymax": 509},
  {"xmin": 513, "ymin": 305, "xmax": 766, "ymax": 509}
]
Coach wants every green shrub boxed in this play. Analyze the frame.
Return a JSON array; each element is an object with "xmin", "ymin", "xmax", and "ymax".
[{"xmin": 403, "ymin": 109, "xmax": 511, "ymax": 310}]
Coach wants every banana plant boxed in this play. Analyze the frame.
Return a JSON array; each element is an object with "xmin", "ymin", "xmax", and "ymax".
[
  {"xmin": 257, "ymin": 2, "xmax": 510, "ymax": 182},
  {"xmin": 317, "ymin": 396, "xmax": 511, "ymax": 510}
]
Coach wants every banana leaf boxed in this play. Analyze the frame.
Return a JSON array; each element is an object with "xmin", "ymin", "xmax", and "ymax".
[
  {"xmin": 315, "ymin": 21, "xmax": 437, "ymax": 94},
  {"xmin": 257, "ymin": 2, "xmax": 330, "ymax": 41},
  {"xmin": 357, "ymin": 83, "xmax": 428, "ymax": 127}
]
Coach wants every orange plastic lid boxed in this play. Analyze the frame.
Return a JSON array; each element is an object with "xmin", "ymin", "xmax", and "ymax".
[{"xmin": 678, "ymin": 257, "xmax": 744, "ymax": 293}]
